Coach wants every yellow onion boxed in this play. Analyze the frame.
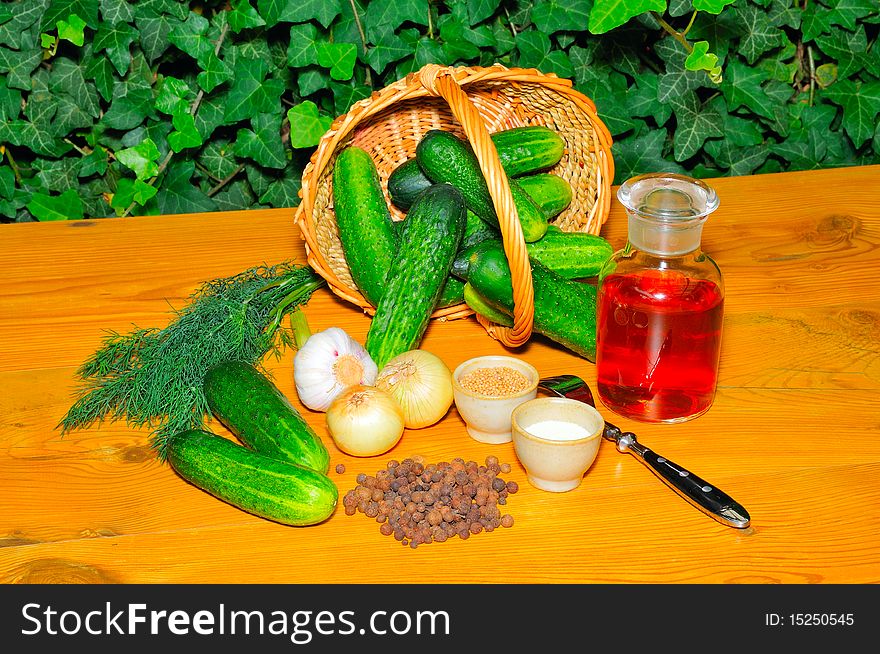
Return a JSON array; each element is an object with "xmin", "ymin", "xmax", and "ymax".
[
  {"xmin": 375, "ymin": 350, "xmax": 453, "ymax": 429},
  {"xmin": 326, "ymin": 385, "xmax": 404, "ymax": 457}
]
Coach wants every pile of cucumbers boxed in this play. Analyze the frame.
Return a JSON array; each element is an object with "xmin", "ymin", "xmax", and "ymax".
[
  {"xmin": 166, "ymin": 361, "xmax": 338, "ymax": 527},
  {"xmin": 332, "ymin": 126, "xmax": 613, "ymax": 367}
]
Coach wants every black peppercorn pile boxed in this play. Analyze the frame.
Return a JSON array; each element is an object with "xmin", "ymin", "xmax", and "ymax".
[{"xmin": 343, "ymin": 455, "xmax": 518, "ymax": 549}]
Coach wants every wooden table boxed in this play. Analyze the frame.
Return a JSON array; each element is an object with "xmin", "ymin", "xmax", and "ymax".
[{"xmin": 1, "ymin": 165, "xmax": 878, "ymax": 585}]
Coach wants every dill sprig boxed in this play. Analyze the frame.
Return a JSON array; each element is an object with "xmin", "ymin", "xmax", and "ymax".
[{"xmin": 59, "ymin": 261, "xmax": 325, "ymax": 458}]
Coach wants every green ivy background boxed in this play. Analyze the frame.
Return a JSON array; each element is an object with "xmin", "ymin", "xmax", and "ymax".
[{"xmin": 0, "ymin": 0, "xmax": 878, "ymax": 222}]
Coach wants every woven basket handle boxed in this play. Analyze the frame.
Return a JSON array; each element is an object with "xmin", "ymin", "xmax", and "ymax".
[{"xmin": 418, "ymin": 65, "xmax": 534, "ymax": 347}]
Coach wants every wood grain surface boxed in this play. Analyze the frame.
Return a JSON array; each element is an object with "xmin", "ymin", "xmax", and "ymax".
[{"xmin": 1, "ymin": 165, "xmax": 878, "ymax": 584}]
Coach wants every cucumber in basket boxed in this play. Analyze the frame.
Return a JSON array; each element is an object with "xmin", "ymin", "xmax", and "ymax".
[
  {"xmin": 518, "ymin": 174, "xmax": 573, "ymax": 220},
  {"xmin": 388, "ymin": 126, "xmax": 565, "ymax": 211},
  {"xmin": 365, "ymin": 183, "xmax": 467, "ymax": 369},
  {"xmin": 464, "ymin": 239, "xmax": 598, "ymax": 360},
  {"xmin": 167, "ymin": 429, "xmax": 338, "ymax": 527},
  {"xmin": 415, "ymin": 130, "xmax": 548, "ymax": 243},
  {"xmin": 333, "ymin": 146, "xmax": 398, "ymax": 307},
  {"xmin": 452, "ymin": 226, "xmax": 613, "ymax": 282},
  {"xmin": 204, "ymin": 361, "xmax": 331, "ymax": 473}
]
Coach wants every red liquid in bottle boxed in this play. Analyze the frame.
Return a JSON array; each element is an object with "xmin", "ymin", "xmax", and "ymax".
[{"xmin": 596, "ymin": 269, "xmax": 724, "ymax": 422}]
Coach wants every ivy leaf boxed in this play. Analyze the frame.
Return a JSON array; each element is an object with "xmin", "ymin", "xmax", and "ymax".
[
  {"xmin": 589, "ymin": 0, "xmax": 666, "ymax": 35},
  {"xmin": 279, "ymin": 0, "xmax": 343, "ymax": 29},
  {"xmin": 155, "ymin": 160, "xmax": 216, "ymax": 215},
  {"xmin": 111, "ymin": 177, "xmax": 158, "ymax": 213},
  {"xmin": 515, "ymin": 31, "xmax": 573, "ymax": 78},
  {"xmin": 287, "ymin": 22, "xmax": 319, "ymax": 67},
  {"xmin": 84, "ymin": 52, "xmax": 115, "ymax": 102},
  {"xmin": 78, "ymin": 146, "xmax": 109, "ymax": 177},
  {"xmin": 684, "ymin": 41, "xmax": 721, "ymax": 82},
  {"xmin": 816, "ymin": 27, "xmax": 871, "ymax": 80},
  {"xmin": 330, "ymin": 80, "xmax": 372, "ymax": 115},
  {"xmin": 228, "ymin": 0, "xmax": 265, "ymax": 34},
  {"xmin": 626, "ymin": 74, "xmax": 672, "ymax": 126},
  {"xmin": 364, "ymin": 25, "xmax": 410, "ymax": 74},
  {"xmin": 57, "ymin": 14, "xmax": 87, "ymax": 46},
  {"xmin": 287, "ymin": 101, "xmax": 332, "ymax": 149},
  {"xmin": 692, "ymin": 0, "xmax": 736, "ymax": 13},
  {"xmin": 213, "ymin": 179, "xmax": 256, "ymax": 211},
  {"xmin": 721, "ymin": 59, "xmax": 775, "ymax": 119},
  {"xmin": 224, "ymin": 57, "xmax": 284, "ymax": 124},
  {"xmin": 134, "ymin": 7, "xmax": 182, "ymax": 62},
  {"xmin": 41, "ymin": 0, "xmax": 100, "ymax": 30},
  {"xmin": 155, "ymin": 76, "xmax": 195, "ymax": 116},
  {"xmin": 440, "ymin": 18, "xmax": 481, "ymax": 62},
  {"xmin": 0, "ymin": 166, "xmax": 14, "ymax": 200},
  {"xmin": 234, "ymin": 112, "xmax": 286, "ymax": 169},
  {"xmin": 467, "ymin": 0, "xmax": 501, "ymax": 25},
  {"xmin": 0, "ymin": 44, "xmax": 43, "ymax": 91},
  {"xmin": 168, "ymin": 11, "xmax": 213, "ymax": 62},
  {"xmin": 196, "ymin": 50, "xmax": 233, "ymax": 93},
  {"xmin": 0, "ymin": 77, "xmax": 21, "ymax": 121},
  {"xmin": 365, "ymin": 0, "xmax": 428, "ymax": 41},
  {"xmin": 197, "ymin": 139, "xmax": 238, "ymax": 180},
  {"xmin": 168, "ymin": 111, "xmax": 204, "ymax": 152},
  {"xmin": 0, "ymin": 0, "xmax": 44, "ymax": 49},
  {"xmin": 316, "ymin": 41, "xmax": 357, "ymax": 81},
  {"xmin": 735, "ymin": 2, "xmax": 783, "ymax": 64},
  {"xmin": 256, "ymin": 0, "xmax": 286, "ymax": 26},
  {"xmin": 49, "ymin": 57, "xmax": 101, "ymax": 118},
  {"xmin": 726, "ymin": 146, "xmax": 770, "ymax": 176},
  {"xmin": 529, "ymin": 0, "xmax": 591, "ymax": 33},
  {"xmin": 100, "ymin": 0, "xmax": 134, "ymax": 25},
  {"xmin": 708, "ymin": 97, "xmax": 763, "ymax": 147},
  {"xmin": 611, "ymin": 128, "xmax": 686, "ymax": 184},
  {"xmin": 27, "ymin": 189, "xmax": 84, "ymax": 221},
  {"xmin": 116, "ymin": 138, "xmax": 161, "ymax": 180},
  {"xmin": 93, "ymin": 20, "xmax": 137, "ymax": 75},
  {"xmin": 259, "ymin": 173, "xmax": 301, "ymax": 207},
  {"xmin": 800, "ymin": 4, "xmax": 832, "ymax": 41},
  {"xmin": 296, "ymin": 66, "xmax": 328, "ymax": 97},
  {"xmin": 668, "ymin": 91, "xmax": 724, "ymax": 161},
  {"xmin": 768, "ymin": 0, "xmax": 802, "ymax": 29},
  {"xmin": 826, "ymin": 0, "xmax": 876, "ymax": 31},
  {"xmin": 822, "ymin": 80, "xmax": 880, "ymax": 148},
  {"xmin": 193, "ymin": 94, "xmax": 225, "ymax": 142}
]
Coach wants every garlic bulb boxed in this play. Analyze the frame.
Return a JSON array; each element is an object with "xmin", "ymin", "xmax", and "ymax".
[
  {"xmin": 375, "ymin": 349, "xmax": 453, "ymax": 428},
  {"xmin": 293, "ymin": 327, "xmax": 378, "ymax": 411}
]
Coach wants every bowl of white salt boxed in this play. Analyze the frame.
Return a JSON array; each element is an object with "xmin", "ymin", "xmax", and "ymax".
[{"xmin": 511, "ymin": 397, "xmax": 604, "ymax": 492}]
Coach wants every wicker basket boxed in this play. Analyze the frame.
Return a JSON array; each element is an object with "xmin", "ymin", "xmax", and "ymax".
[{"xmin": 295, "ymin": 64, "xmax": 614, "ymax": 348}]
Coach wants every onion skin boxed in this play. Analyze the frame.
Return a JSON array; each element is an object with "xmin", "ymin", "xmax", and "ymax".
[
  {"xmin": 375, "ymin": 350, "xmax": 454, "ymax": 429},
  {"xmin": 326, "ymin": 385, "xmax": 405, "ymax": 457}
]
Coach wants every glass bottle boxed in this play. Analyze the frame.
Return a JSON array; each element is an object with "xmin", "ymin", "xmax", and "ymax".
[{"xmin": 595, "ymin": 173, "xmax": 723, "ymax": 423}]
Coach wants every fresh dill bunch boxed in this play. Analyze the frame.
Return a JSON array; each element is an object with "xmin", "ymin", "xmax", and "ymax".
[{"xmin": 59, "ymin": 261, "xmax": 325, "ymax": 458}]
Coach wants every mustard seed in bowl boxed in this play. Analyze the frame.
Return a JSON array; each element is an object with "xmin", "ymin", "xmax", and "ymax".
[{"xmin": 458, "ymin": 366, "xmax": 530, "ymax": 397}]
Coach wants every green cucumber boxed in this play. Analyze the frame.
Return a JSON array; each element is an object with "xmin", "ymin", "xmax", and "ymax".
[
  {"xmin": 489, "ymin": 126, "xmax": 565, "ymax": 177},
  {"xmin": 204, "ymin": 361, "xmax": 330, "ymax": 474},
  {"xmin": 365, "ymin": 184, "xmax": 467, "ymax": 369},
  {"xmin": 387, "ymin": 159, "xmax": 433, "ymax": 211},
  {"xmin": 388, "ymin": 126, "xmax": 564, "ymax": 210},
  {"xmin": 465, "ymin": 240, "xmax": 598, "ymax": 360},
  {"xmin": 167, "ymin": 429, "xmax": 338, "ymax": 527},
  {"xmin": 463, "ymin": 282, "xmax": 512, "ymax": 326},
  {"xmin": 415, "ymin": 130, "xmax": 548, "ymax": 243},
  {"xmin": 451, "ymin": 226, "xmax": 612, "ymax": 282},
  {"xmin": 333, "ymin": 146, "xmax": 397, "ymax": 307},
  {"xmin": 517, "ymin": 174, "xmax": 572, "ymax": 220},
  {"xmin": 521, "ymin": 225, "xmax": 613, "ymax": 279}
]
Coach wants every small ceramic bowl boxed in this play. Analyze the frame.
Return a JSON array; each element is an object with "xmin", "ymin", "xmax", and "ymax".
[
  {"xmin": 452, "ymin": 355, "xmax": 539, "ymax": 444},
  {"xmin": 511, "ymin": 397, "xmax": 604, "ymax": 492}
]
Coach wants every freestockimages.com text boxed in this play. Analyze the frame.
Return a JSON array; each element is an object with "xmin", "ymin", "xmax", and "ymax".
[{"xmin": 20, "ymin": 602, "xmax": 450, "ymax": 644}]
